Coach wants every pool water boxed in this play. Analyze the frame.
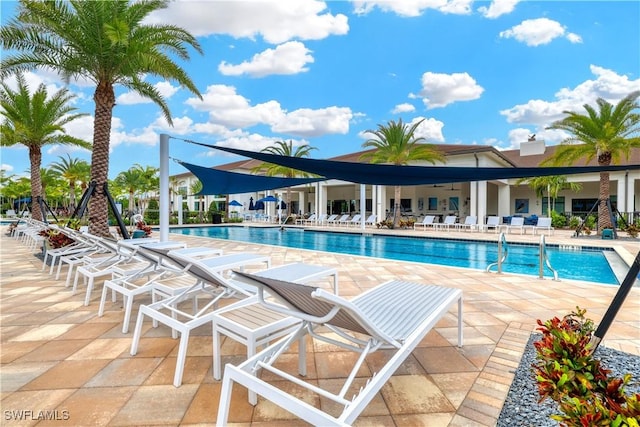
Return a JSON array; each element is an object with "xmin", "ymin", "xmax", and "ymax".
[{"xmin": 170, "ymin": 226, "xmax": 619, "ymax": 285}]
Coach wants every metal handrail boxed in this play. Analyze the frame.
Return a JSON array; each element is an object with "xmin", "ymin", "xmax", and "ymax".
[
  {"xmin": 539, "ymin": 235, "xmax": 559, "ymax": 280},
  {"xmin": 487, "ymin": 232, "xmax": 508, "ymax": 273}
]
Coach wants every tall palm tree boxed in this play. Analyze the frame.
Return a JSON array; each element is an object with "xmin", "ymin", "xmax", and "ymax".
[
  {"xmin": 114, "ymin": 165, "xmax": 146, "ymax": 221},
  {"xmin": 252, "ymin": 140, "xmax": 318, "ymax": 216},
  {"xmin": 0, "ymin": 73, "xmax": 90, "ymax": 221},
  {"xmin": 360, "ymin": 118, "xmax": 446, "ymax": 227},
  {"xmin": 1, "ymin": 0, "xmax": 203, "ymax": 236},
  {"xmin": 50, "ymin": 155, "xmax": 90, "ymax": 212},
  {"xmin": 544, "ymin": 91, "xmax": 640, "ymax": 232},
  {"xmin": 189, "ymin": 180, "xmax": 205, "ymax": 222}
]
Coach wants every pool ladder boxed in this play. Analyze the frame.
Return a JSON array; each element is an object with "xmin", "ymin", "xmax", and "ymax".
[{"xmin": 486, "ymin": 233, "xmax": 559, "ymax": 280}]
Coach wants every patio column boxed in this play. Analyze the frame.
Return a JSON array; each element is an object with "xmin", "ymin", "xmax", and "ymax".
[
  {"xmin": 360, "ymin": 184, "xmax": 366, "ymax": 230},
  {"xmin": 498, "ymin": 184, "xmax": 510, "ymax": 218}
]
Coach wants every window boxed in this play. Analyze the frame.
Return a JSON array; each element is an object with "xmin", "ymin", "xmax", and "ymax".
[
  {"xmin": 542, "ymin": 196, "xmax": 565, "ymax": 215},
  {"xmin": 428, "ymin": 197, "xmax": 438, "ymax": 210},
  {"xmin": 390, "ymin": 199, "xmax": 412, "ymax": 212}
]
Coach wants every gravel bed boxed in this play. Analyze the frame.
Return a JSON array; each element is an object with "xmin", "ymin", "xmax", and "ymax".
[{"xmin": 496, "ymin": 333, "xmax": 640, "ymax": 427}]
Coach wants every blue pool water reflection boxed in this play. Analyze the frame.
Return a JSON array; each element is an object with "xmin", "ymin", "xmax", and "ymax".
[{"xmin": 170, "ymin": 226, "xmax": 619, "ymax": 285}]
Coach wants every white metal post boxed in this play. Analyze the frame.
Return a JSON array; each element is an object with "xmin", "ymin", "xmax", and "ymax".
[{"xmin": 160, "ymin": 134, "xmax": 169, "ymax": 241}]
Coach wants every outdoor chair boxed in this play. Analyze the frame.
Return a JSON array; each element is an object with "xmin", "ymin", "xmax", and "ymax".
[
  {"xmin": 98, "ymin": 240, "xmax": 195, "ymax": 333},
  {"xmin": 130, "ymin": 249, "xmax": 271, "ymax": 387},
  {"xmin": 456, "ymin": 215, "xmax": 478, "ymax": 232},
  {"xmin": 295, "ymin": 213, "xmax": 315, "ymax": 225},
  {"xmin": 436, "ymin": 215, "xmax": 457, "ymax": 231},
  {"xmin": 328, "ymin": 214, "xmax": 349, "ymax": 226},
  {"xmin": 533, "ymin": 217, "xmax": 554, "ymax": 235},
  {"xmin": 217, "ymin": 272, "xmax": 463, "ymax": 426},
  {"xmin": 5, "ymin": 209, "xmax": 16, "ymax": 218},
  {"xmin": 322, "ymin": 214, "xmax": 339, "ymax": 225},
  {"xmin": 364, "ymin": 214, "xmax": 377, "ymax": 226},
  {"xmin": 503, "ymin": 216, "xmax": 526, "ymax": 234},
  {"xmin": 414, "ymin": 215, "xmax": 436, "ymax": 230},
  {"xmin": 480, "ymin": 216, "xmax": 501, "ymax": 233},
  {"xmin": 344, "ymin": 214, "xmax": 362, "ymax": 227}
]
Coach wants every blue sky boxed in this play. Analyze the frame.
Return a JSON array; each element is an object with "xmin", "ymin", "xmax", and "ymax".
[{"xmin": 1, "ymin": 0, "xmax": 639, "ymax": 179}]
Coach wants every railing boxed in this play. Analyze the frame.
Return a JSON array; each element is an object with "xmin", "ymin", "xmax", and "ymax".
[
  {"xmin": 486, "ymin": 232, "xmax": 509, "ymax": 273},
  {"xmin": 539, "ymin": 235, "xmax": 559, "ymax": 281}
]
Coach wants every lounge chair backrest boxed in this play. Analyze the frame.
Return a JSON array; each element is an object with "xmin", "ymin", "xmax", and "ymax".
[
  {"xmin": 464, "ymin": 216, "xmax": 477, "ymax": 225},
  {"xmin": 422, "ymin": 215, "xmax": 435, "ymax": 224},
  {"xmin": 443, "ymin": 215, "xmax": 456, "ymax": 224},
  {"xmin": 234, "ymin": 271, "xmax": 369, "ymax": 335},
  {"xmin": 510, "ymin": 217, "xmax": 524, "ymax": 226},
  {"xmin": 338, "ymin": 214, "xmax": 349, "ymax": 221},
  {"xmin": 537, "ymin": 217, "xmax": 551, "ymax": 227},
  {"xmin": 326, "ymin": 214, "xmax": 338, "ymax": 222},
  {"xmin": 486, "ymin": 216, "xmax": 500, "ymax": 226},
  {"xmin": 365, "ymin": 214, "xmax": 377, "ymax": 223},
  {"xmin": 350, "ymin": 214, "xmax": 361, "ymax": 222}
]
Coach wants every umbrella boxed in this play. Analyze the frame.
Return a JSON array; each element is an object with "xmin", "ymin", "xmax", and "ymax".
[
  {"xmin": 229, "ymin": 200, "xmax": 243, "ymax": 207},
  {"xmin": 254, "ymin": 201, "xmax": 265, "ymax": 211},
  {"xmin": 257, "ymin": 195, "xmax": 278, "ymax": 203},
  {"xmin": 248, "ymin": 197, "xmax": 255, "ymax": 211}
]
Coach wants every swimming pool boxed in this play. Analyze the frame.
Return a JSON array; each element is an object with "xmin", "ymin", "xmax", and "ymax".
[{"xmin": 170, "ymin": 226, "xmax": 619, "ymax": 285}]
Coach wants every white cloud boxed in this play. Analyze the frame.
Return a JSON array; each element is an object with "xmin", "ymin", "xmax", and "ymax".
[
  {"xmin": 352, "ymin": 0, "xmax": 472, "ymax": 17},
  {"xmin": 392, "ymin": 103, "xmax": 416, "ymax": 114},
  {"xmin": 185, "ymin": 85, "xmax": 353, "ymax": 137},
  {"xmin": 417, "ymin": 71, "xmax": 484, "ymax": 108},
  {"xmin": 148, "ymin": 0, "xmax": 348, "ymax": 44},
  {"xmin": 499, "ymin": 18, "xmax": 581, "ymax": 46},
  {"xmin": 477, "ymin": 0, "xmax": 520, "ymax": 19},
  {"xmin": 272, "ymin": 106, "xmax": 353, "ymax": 137},
  {"xmin": 218, "ymin": 41, "xmax": 314, "ymax": 77},
  {"xmin": 116, "ymin": 81, "xmax": 180, "ymax": 105},
  {"xmin": 411, "ymin": 116, "xmax": 446, "ymax": 142},
  {"xmin": 206, "ymin": 133, "xmax": 306, "ymax": 155},
  {"xmin": 1, "ymin": 164, "xmax": 14, "ymax": 173},
  {"xmin": 500, "ymin": 65, "xmax": 640, "ymax": 126}
]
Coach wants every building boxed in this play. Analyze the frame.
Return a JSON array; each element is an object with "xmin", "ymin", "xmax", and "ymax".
[{"xmin": 170, "ymin": 141, "xmax": 640, "ymax": 224}]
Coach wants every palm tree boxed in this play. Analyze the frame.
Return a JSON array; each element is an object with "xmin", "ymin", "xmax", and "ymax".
[
  {"xmin": 360, "ymin": 118, "xmax": 446, "ymax": 227},
  {"xmin": 1, "ymin": 0, "xmax": 203, "ymax": 236},
  {"xmin": 252, "ymin": 140, "xmax": 318, "ymax": 216},
  {"xmin": 189, "ymin": 180, "xmax": 205, "ymax": 222},
  {"xmin": 114, "ymin": 165, "xmax": 146, "ymax": 221},
  {"xmin": 0, "ymin": 73, "xmax": 90, "ymax": 221},
  {"xmin": 50, "ymin": 155, "xmax": 91, "ymax": 213},
  {"xmin": 544, "ymin": 91, "xmax": 640, "ymax": 232},
  {"xmin": 517, "ymin": 175, "xmax": 582, "ymax": 214}
]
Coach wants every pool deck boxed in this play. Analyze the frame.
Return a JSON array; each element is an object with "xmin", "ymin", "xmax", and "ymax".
[{"xmin": 1, "ymin": 224, "xmax": 638, "ymax": 426}]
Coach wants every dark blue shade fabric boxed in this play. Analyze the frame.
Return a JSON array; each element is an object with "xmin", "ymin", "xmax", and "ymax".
[
  {"xmin": 184, "ymin": 141, "xmax": 640, "ymax": 187},
  {"xmin": 177, "ymin": 160, "xmax": 323, "ymax": 196}
]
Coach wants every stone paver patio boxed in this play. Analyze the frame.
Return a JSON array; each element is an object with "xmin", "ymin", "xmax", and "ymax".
[{"xmin": 1, "ymin": 224, "xmax": 638, "ymax": 426}]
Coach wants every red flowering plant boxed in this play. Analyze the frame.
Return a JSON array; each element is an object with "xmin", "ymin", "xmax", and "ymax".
[
  {"xmin": 135, "ymin": 221, "xmax": 152, "ymax": 237},
  {"xmin": 39, "ymin": 229, "xmax": 75, "ymax": 249},
  {"xmin": 533, "ymin": 307, "xmax": 640, "ymax": 426}
]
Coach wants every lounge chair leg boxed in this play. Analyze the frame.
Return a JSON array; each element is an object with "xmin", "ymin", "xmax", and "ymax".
[
  {"xmin": 217, "ymin": 369, "xmax": 234, "ymax": 425},
  {"xmin": 122, "ymin": 294, "xmax": 134, "ymax": 334},
  {"xmin": 83, "ymin": 276, "xmax": 95, "ymax": 306},
  {"xmin": 98, "ymin": 284, "xmax": 108, "ymax": 318},
  {"xmin": 173, "ymin": 329, "xmax": 189, "ymax": 387},
  {"xmin": 130, "ymin": 309, "xmax": 145, "ymax": 356},
  {"xmin": 298, "ymin": 334, "xmax": 307, "ymax": 377},
  {"xmin": 213, "ymin": 324, "xmax": 222, "ymax": 381},
  {"xmin": 246, "ymin": 340, "xmax": 257, "ymax": 405}
]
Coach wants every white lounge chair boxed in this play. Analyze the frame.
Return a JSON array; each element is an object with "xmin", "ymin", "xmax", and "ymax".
[
  {"xmin": 414, "ymin": 215, "xmax": 436, "ymax": 230},
  {"xmin": 295, "ymin": 213, "xmax": 315, "ymax": 225},
  {"xmin": 217, "ymin": 272, "xmax": 463, "ymax": 426},
  {"xmin": 344, "ymin": 214, "xmax": 362, "ymax": 227},
  {"xmin": 533, "ymin": 217, "xmax": 554, "ymax": 235},
  {"xmin": 503, "ymin": 216, "xmax": 525, "ymax": 234},
  {"xmin": 480, "ymin": 216, "xmax": 501, "ymax": 233},
  {"xmin": 329, "ymin": 214, "xmax": 349, "ymax": 226},
  {"xmin": 364, "ymin": 214, "xmax": 377, "ymax": 226},
  {"xmin": 322, "ymin": 214, "xmax": 338, "ymax": 225},
  {"xmin": 436, "ymin": 215, "xmax": 457, "ymax": 231},
  {"xmin": 130, "ymin": 249, "xmax": 271, "ymax": 387},
  {"xmin": 5, "ymin": 209, "xmax": 16, "ymax": 218},
  {"xmin": 456, "ymin": 215, "xmax": 478, "ymax": 232}
]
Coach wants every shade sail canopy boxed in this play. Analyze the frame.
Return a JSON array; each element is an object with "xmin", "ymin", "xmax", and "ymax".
[
  {"xmin": 187, "ymin": 141, "xmax": 640, "ymax": 186},
  {"xmin": 177, "ymin": 160, "xmax": 324, "ymax": 195}
]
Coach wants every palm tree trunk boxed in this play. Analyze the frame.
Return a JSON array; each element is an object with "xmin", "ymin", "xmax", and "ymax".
[
  {"xmin": 598, "ymin": 171, "xmax": 612, "ymax": 232},
  {"xmin": 393, "ymin": 185, "xmax": 401, "ymax": 228},
  {"xmin": 29, "ymin": 146, "xmax": 43, "ymax": 222},
  {"xmin": 89, "ymin": 82, "xmax": 116, "ymax": 237}
]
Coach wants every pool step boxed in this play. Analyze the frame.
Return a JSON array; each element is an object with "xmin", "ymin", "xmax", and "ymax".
[{"xmin": 602, "ymin": 251, "xmax": 639, "ymax": 286}]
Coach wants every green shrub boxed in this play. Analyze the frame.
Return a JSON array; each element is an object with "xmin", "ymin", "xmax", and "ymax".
[
  {"xmin": 534, "ymin": 307, "xmax": 640, "ymax": 426},
  {"xmin": 550, "ymin": 210, "xmax": 567, "ymax": 228},
  {"xmin": 146, "ymin": 199, "xmax": 159, "ymax": 223}
]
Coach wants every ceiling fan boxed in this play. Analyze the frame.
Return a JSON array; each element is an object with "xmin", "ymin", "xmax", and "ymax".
[{"xmin": 446, "ymin": 183, "xmax": 459, "ymax": 191}]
